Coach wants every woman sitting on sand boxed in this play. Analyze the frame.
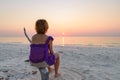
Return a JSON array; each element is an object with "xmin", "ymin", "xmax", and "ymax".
[{"xmin": 30, "ymin": 19, "xmax": 61, "ymax": 77}]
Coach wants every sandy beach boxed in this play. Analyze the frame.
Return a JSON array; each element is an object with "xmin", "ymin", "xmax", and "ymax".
[{"xmin": 0, "ymin": 43, "xmax": 120, "ymax": 80}]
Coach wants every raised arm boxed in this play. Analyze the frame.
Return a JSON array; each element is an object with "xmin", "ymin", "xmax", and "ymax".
[{"xmin": 24, "ymin": 27, "xmax": 32, "ymax": 43}]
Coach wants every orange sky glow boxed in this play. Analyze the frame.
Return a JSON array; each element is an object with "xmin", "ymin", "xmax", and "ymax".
[{"xmin": 0, "ymin": 0, "xmax": 120, "ymax": 37}]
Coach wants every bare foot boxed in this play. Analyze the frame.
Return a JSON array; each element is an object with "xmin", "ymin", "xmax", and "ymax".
[{"xmin": 55, "ymin": 73, "xmax": 61, "ymax": 78}]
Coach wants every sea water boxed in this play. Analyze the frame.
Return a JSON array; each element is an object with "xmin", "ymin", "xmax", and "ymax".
[{"xmin": 0, "ymin": 36, "xmax": 120, "ymax": 47}]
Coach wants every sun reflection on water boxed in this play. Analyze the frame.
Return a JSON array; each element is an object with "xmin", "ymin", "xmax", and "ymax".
[{"xmin": 62, "ymin": 37, "xmax": 65, "ymax": 46}]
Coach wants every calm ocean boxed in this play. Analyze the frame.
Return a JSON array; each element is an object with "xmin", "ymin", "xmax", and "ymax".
[{"xmin": 0, "ymin": 36, "xmax": 120, "ymax": 47}]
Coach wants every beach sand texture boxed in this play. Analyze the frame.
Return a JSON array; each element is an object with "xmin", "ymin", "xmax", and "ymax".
[{"xmin": 0, "ymin": 43, "xmax": 120, "ymax": 80}]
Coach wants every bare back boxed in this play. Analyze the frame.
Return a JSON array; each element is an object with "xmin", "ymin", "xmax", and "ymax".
[{"xmin": 32, "ymin": 34, "xmax": 48, "ymax": 44}]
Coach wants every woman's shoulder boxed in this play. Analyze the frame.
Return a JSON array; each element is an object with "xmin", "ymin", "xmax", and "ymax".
[
  {"xmin": 47, "ymin": 36, "xmax": 54, "ymax": 40},
  {"xmin": 32, "ymin": 34, "xmax": 37, "ymax": 39},
  {"xmin": 43, "ymin": 35, "xmax": 54, "ymax": 39}
]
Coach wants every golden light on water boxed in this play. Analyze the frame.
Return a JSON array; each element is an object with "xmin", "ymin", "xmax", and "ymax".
[
  {"xmin": 61, "ymin": 32, "xmax": 65, "ymax": 46},
  {"xmin": 62, "ymin": 37, "xmax": 65, "ymax": 46}
]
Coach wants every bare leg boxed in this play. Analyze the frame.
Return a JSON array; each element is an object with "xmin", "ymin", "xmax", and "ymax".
[
  {"xmin": 47, "ymin": 66, "xmax": 51, "ymax": 73},
  {"xmin": 54, "ymin": 53, "xmax": 60, "ymax": 77},
  {"xmin": 47, "ymin": 66, "xmax": 54, "ymax": 73}
]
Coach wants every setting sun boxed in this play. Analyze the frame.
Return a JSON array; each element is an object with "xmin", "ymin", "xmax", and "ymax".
[{"xmin": 62, "ymin": 32, "xmax": 65, "ymax": 35}]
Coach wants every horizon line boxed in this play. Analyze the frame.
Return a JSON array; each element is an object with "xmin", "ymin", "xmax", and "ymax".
[{"xmin": 0, "ymin": 35, "xmax": 120, "ymax": 37}]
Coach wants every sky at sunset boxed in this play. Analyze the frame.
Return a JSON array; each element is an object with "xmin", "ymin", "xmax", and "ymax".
[{"xmin": 0, "ymin": 0, "xmax": 120, "ymax": 37}]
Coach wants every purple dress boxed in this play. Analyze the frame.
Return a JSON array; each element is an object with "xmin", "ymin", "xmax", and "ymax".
[{"xmin": 29, "ymin": 36, "xmax": 55, "ymax": 66}]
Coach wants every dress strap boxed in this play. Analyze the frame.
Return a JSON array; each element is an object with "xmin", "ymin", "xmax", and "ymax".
[{"xmin": 45, "ymin": 36, "xmax": 54, "ymax": 44}]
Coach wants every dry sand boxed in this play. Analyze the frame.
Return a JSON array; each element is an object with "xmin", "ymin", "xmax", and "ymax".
[{"xmin": 0, "ymin": 43, "xmax": 120, "ymax": 80}]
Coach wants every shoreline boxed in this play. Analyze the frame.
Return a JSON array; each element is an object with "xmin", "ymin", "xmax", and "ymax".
[{"xmin": 0, "ymin": 42, "xmax": 120, "ymax": 48}]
